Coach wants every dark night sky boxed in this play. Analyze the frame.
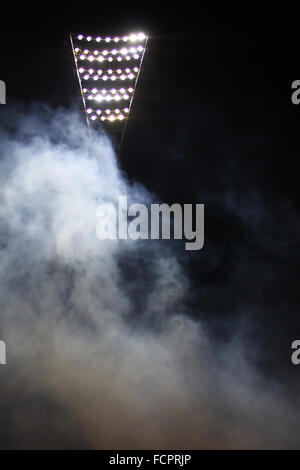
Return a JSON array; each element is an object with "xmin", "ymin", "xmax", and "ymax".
[
  {"xmin": 1, "ymin": 4, "xmax": 299, "ymax": 197},
  {"xmin": 1, "ymin": 2, "xmax": 300, "ymax": 448}
]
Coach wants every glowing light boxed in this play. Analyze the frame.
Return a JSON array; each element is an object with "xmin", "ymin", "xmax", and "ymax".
[{"xmin": 73, "ymin": 30, "xmax": 147, "ymax": 125}]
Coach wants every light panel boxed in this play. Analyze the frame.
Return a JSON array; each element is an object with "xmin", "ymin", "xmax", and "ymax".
[{"xmin": 71, "ymin": 31, "xmax": 147, "ymax": 125}]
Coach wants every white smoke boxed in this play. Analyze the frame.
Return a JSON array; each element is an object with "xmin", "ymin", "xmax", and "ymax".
[{"xmin": 0, "ymin": 105, "xmax": 298, "ymax": 449}]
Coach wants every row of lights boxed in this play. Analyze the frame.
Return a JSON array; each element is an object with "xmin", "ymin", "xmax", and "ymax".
[
  {"xmin": 83, "ymin": 87, "xmax": 133, "ymax": 95},
  {"xmin": 76, "ymin": 33, "xmax": 146, "ymax": 43},
  {"xmin": 87, "ymin": 93, "xmax": 130, "ymax": 102},
  {"xmin": 87, "ymin": 108, "xmax": 128, "ymax": 122},
  {"xmin": 93, "ymin": 114, "xmax": 124, "ymax": 122},
  {"xmin": 77, "ymin": 53, "xmax": 140, "ymax": 62},
  {"xmin": 87, "ymin": 107, "xmax": 129, "ymax": 115},
  {"xmin": 75, "ymin": 46, "xmax": 144, "ymax": 56},
  {"xmin": 82, "ymin": 73, "xmax": 136, "ymax": 82},
  {"xmin": 79, "ymin": 66, "xmax": 139, "ymax": 75},
  {"xmin": 83, "ymin": 87, "xmax": 133, "ymax": 101}
]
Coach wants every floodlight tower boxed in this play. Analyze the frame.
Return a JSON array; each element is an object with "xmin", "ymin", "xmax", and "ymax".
[{"xmin": 70, "ymin": 31, "xmax": 148, "ymax": 151}]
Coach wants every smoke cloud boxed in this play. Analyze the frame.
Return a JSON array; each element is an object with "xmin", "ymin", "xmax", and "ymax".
[{"xmin": 0, "ymin": 105, "xmax": 298, "ymax": 449}]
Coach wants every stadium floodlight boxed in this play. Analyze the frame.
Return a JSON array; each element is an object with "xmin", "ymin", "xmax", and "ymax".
[{"xmin": 70, "ymin": 31, "xmax": 147, "ymax": 128}]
